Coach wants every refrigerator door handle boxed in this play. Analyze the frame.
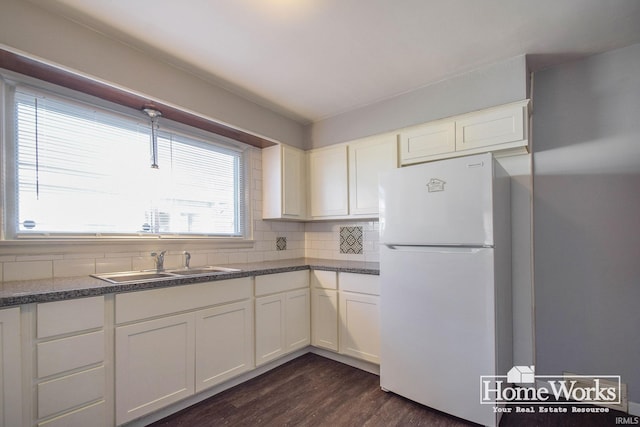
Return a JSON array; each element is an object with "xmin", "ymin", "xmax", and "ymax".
[{"xmin": 384, "ymin": 245, "xmax": 490, "ymax": 253}]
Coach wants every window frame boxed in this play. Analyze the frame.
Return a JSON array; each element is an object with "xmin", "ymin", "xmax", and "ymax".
[{"xmin": 0, "ymin": 70, "xmax": 254, "ymax": 243}]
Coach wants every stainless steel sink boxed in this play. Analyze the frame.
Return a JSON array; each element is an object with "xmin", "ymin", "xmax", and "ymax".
[
  {"xmin": 169, "ymin": 266, "xmax": 241, "ymax": 275},
  {"xmin": 92, "ymin": 270, "xmax": 178, "ymax": 284},
  {"xmin": 92, "ymin": 266, "xmax": 241, "ymax": 284}
]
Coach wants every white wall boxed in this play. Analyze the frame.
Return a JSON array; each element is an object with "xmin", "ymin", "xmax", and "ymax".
[
  {"xmin": 0, "ymin": 0, "xmax": 306, "ymax": 148},
  {"xmin": 497, "ymin": 155, "xmax": 534, "ymax": 366},
  {"xmin": 308, "ymin": 55, "xmax": 528, "ymax": 148},
  {"xmin": 533, "ymin": 43, "xmax": 640, "ymax": 403}
]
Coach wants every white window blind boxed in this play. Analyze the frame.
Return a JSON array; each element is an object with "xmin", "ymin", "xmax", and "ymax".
[{"xmin": 13, "ymin": 86, "xmax": 246, "ymax": 237}]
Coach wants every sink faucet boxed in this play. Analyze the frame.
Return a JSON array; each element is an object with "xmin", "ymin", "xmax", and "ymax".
[
  {"xmin": 183, "ymin": 251, "xmax": 191, "ymax": 269},
  {"xmin": 151, "ymin": 250, "xmax": 166, "ymax": 272}
]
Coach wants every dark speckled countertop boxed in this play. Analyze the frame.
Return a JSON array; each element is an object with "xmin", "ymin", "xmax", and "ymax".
[{"xmin": 0, "ymin": 258, "xmax": 379, "ymax": 307}]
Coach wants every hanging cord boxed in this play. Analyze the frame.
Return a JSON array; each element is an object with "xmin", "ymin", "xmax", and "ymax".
[{"xmin": 35, "ymin": 97, "xmax": 40, "ymax": 200}]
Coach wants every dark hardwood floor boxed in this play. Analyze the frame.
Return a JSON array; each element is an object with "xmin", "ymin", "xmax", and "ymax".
[{"xmin": 149, "ymin": 353, "xmax": 628, "ymax": 427}]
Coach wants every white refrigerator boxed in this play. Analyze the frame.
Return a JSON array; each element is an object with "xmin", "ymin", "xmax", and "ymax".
[{"xmin": 379, "ymin": 153, "xmax": 512, "ymax": 427}]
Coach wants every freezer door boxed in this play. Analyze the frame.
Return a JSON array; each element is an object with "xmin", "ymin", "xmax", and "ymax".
[
  {"xmin": 380, "ymin": 153, "xmax": 494, "ymax": 246},
  {"xmin": 380, "ymin": 245, "xmax": 497, "ymax": 427}
]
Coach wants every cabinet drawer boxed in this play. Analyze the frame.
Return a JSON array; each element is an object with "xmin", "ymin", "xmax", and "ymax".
[
  {"xmin": 38, "ymin": 366, "xmax": 104, "ymax": 419},
  {"xmin": 311, "ymin": 270, "xmax": 337, "ymax": 289},
  {"xmin": 38, "ymin": 400, "xmax": 106, "ymax": 427},
  {"xmin": 255, "ymin": 271, "xmax": 309, "ymax": 296},
  {"xmin": 339, "ymin": 272, "xmax": 380, "ymax": 295},
  {"xmin": 37, "ymin": 331, "xmax": 104, "ymax": 378},
  {"xmin": 37, "ymin": 296, "xmax": 104, "ymax": 338},
  {"xmin": 116, "ymin": 277, "xmax": 252, "ymax": 324}
]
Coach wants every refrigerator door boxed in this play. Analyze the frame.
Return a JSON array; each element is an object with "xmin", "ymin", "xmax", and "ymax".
[
  {"xmin": 380, "ymin": 153, "xmax": 494, "ymax": 246},
  {"xmin": 380, "ymin": 244, "xmax": 497, "ymax": 427}
]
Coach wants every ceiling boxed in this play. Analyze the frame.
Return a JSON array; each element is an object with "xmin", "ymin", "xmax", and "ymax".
[{"xmin": 29, "ymin": 0, "xmax": 640, "ymax": 125}]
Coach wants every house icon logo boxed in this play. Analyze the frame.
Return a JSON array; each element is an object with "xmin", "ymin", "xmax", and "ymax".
[
  {"xmin": 507, "ymin": 365, "xmax": 535, "ymax": 384},
  {"xmin": 426, "ymin": 178, "xmax": 446, "ymax": 192}
]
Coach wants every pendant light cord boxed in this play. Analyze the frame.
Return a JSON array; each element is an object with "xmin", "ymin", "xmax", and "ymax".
[{"xmin": 35, "ymin": 97, "xmax": 40, "ymax": 200}]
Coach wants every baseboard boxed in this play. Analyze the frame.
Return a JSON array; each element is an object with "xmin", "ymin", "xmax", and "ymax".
[
  {"xmin": 309, "ymin": 347, "xmax": 380, "ymax": 375},
  {"xmin": 535, "ymin": 379, "xmax": 638, "ymax": 416}
]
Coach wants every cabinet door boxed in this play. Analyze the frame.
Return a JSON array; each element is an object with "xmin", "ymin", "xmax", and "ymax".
[
  {"xmin": 285, "ymin": 289, "xmax": 310, "ymax": 351},
  {"xmin": 348, "ymin": 134, "xmax": 398, "ymax": 216},
  {"xmin": 399, "ymin": 121, "xmax": 455, "ymax": 165},
  {"xmin": 115, "ymin": 313, "xmax": 195, "ymax": 424},
  {"xmin": 339, "ymin": 292, "xmax": 380, "ymax": 364},
  {"xmin": 312, "ymin": 289, "xmax": 339, "ymax": 351},
  {"xmin": 455, "ymin": 102, "xmax": 525, "ymax": 151},
  {"xmin": 282, "ymin": 145, "xmax": 306, "ymax": 218},
  {"xmin": 309, "ymin": 145, "xmax": 349, "ymax": 217},
  {"xmin": 255, "ymin": 294, "xmax": 285, "ymax": 366},
  {"xmin": 263, "ymin": 144, "xmax": 306, "ymax": 219},
  {"xmin": 0, "ymin": 307, "xmax": 22, "ymax": 427},
  {"xmin": 195, "ymin": 300, "xmax": 254, "ymax": 392}
]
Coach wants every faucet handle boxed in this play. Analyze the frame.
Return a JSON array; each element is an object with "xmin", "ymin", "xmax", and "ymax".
[{"xmin": 151, "ymin": 250, "xmax": 167, "ymax": 271}]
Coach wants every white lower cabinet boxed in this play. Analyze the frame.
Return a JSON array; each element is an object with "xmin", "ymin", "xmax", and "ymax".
[
  {"xmin": 35, "ymin": 296, "xmax": 109, "ymax": 427},
  {"xmin": 115, "ymin": 277, "xmax": 253, "ymax": 424},
  {"xmin": 195, "ymin": 300, "xmax": 253, "ymax": 392},
  {"xmin": 115, "ymin": 313, "xmax": 196, "ymax": 424},
  {"xmin": 339, "ymin": 292, "xmax": 380, "ymax": 364},
  {"xmin": 0, "ymin": 307, "xmax": 22, "ymax": 427},
  {"xmin": 5, "ymin": 268, "xmax": 379, "ymax": 426},
  {"xmin": 255, "ymin": 271, "xmax": 310, "ymax": 366},
  {"xmin": 312, "ymin": 271, "xmax": 381, "ymax": 364},
  {"xmin": 338, "ymin": 273, "xmax": 380, "ymax": 364},
  {"xmin": 311, "ymin": 288, "xmax": 339, "ymax": 351},
  {"xmin": 285, "ymin": 289, "xmax": 311, "ymax": 351},
  {"xmin": 311, "ymin": 270, "xmax": 339, "ymax": 352},
  {"xmin": 255, "ymin": 293, "xmax": 286, "ymax": 365}
]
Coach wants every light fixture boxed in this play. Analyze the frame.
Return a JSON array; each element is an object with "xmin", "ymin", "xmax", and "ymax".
[{"xmin": 143, "ymin": 107, "xmax": 162, "ymax": 169}]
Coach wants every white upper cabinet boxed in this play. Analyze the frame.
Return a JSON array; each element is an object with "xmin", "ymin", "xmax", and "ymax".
[
  {"xmin": 348, "ymin": 133, "xmax": 398, "ymax": 216},
  {"xmin": 455, "ymin": 101, "xmax": 526, "ymax": 152},
  {"xmin": 400, "ymin": 99, "xmax": 530, "ymax": 165},
  {"xmin": 399, "ymin": 121, "xmax": 455, "ymax": 164},
  {"xmin": 266, "ymin": 100, "xmax": 528, "ymax": 219},
  {"xmin": 308, "ymin": 136, "xmax": 398, "ymax": 219},
  {"xmin": 262, "ymin": 144, "xmax": 307, "ymax": 220},
  {"xmin": 308, "ymin": 145, "xmax": 349, "ymax": 218}
]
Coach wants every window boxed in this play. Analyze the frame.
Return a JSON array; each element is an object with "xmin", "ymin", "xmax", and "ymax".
[{"xmin": 7, "ymin": 85, "xmax": 248, "ymax": 238}]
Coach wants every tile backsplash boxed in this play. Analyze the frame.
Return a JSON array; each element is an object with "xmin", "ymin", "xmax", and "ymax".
[
  {"xmin": 0, "ymin": 148, "xmax": 379, "ymax": 282},
  {"xmin": 305, "ymin": 221, "xmax": 379, "ymax": 262},
  {"xmin": 339, "ymin": 226, "xmax": 363, "ymax": 254}
]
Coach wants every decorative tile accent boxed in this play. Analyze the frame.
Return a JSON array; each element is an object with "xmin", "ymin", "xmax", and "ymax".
[
  {"xmin": 276, "ymin": 237, "xmax": 287, "ymax": 251},
  {"xmin": 340, "ymin": 226, "xmax": 363, "ymax": 254}
]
